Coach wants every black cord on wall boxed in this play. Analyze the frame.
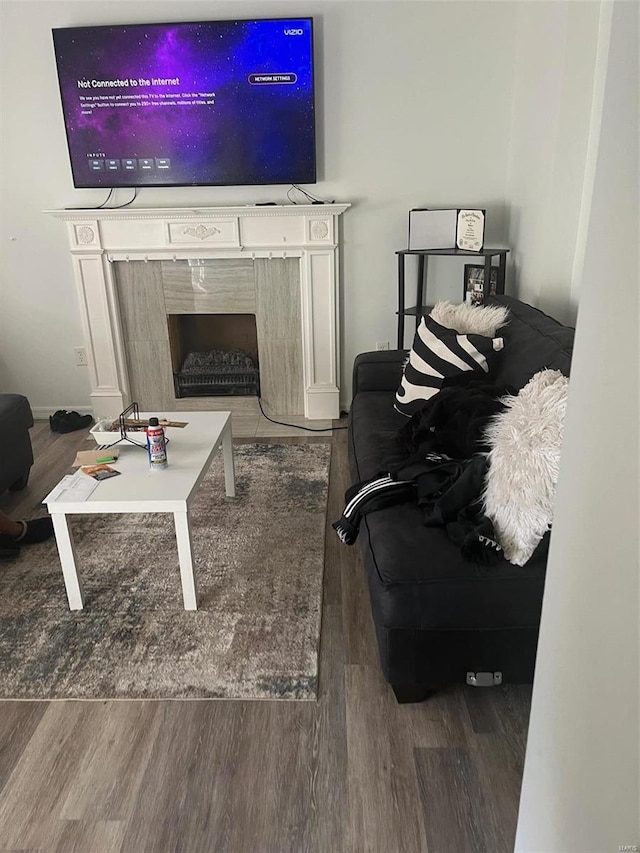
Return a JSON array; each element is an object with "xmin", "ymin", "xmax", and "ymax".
[{"xmin": 257, "ymin": 396, "xmax": 347, "ymax": 432}]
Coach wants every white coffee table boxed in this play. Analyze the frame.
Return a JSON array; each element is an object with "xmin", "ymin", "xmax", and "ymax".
[{"xmin": 45, "ymin": 411, "xmax": 235, "ymax": 611}]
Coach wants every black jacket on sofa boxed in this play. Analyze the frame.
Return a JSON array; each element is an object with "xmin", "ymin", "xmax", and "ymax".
[{"xmin": 347, "ymin": 296, "xmax": 575, "ymax": 702}]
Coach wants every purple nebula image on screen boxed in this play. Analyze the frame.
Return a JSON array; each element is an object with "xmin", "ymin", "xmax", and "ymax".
[{"xmin": 52, "ymin": 18, "xmax": 316, "ymax": 187}]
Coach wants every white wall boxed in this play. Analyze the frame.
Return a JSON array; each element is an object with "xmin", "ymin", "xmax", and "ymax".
[
  {"xmin": 505, "ymin": 1, "xmax": 600, "ymax": 326},
  {"xmin": 0, "ymin": 1, "xmax": 600, "ymax": 415},
  {"xmin": 515, "ymin": 1, "xmax": 639, "ymax": 849}
]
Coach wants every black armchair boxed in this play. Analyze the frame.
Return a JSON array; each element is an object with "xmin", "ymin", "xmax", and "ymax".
[{"xmin": 0, "ymin": 394, "xmax": 34, "ymax": 494}]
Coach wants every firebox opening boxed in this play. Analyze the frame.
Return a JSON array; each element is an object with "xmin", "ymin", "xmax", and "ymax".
[{"xmin": 168, "ymin": 314, "xmax": 260, "ymax": 398}]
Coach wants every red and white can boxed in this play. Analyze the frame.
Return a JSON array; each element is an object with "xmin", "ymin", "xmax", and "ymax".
[{"xmin": 146, "ymin": 417, "xmax": 168, "ymax": 470}]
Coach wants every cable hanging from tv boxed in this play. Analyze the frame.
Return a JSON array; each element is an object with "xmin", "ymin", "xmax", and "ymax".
[
  {"xmin": 287, "ymin": 184, "xmax": 335, "ymax": 205},
  {"xmin": 97, "ymin": 187, "xmax": 138, "ymax": 209},
  {"xmin": 65, "ymin": 187, "xmax": 138, "ymax": 212}
]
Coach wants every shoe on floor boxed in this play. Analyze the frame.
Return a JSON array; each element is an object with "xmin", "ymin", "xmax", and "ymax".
[
  {"xmin": 19, "ymin": 517, "xmax": 54, "ymax": 544},
  {"xmin": 49, "ymin": 409, "xmax": 68, "ymax": 432},
  {"xmin": 57, "ymin": 411, "xmax": 94, "ymax": 434},
  {"xmin": 0, "ymin": 517, "xmax": 55, "ymax": 547}
]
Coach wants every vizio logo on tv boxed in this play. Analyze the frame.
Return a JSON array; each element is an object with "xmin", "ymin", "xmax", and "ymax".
[{"xmin": 284, "ymin": 28, "xmax": 304, "ymax": 35}]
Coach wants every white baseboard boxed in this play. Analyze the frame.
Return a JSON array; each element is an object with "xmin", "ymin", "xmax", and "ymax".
[{"xmin": 31, "ymin": 406, "xmax": 94, "ymax": 420}]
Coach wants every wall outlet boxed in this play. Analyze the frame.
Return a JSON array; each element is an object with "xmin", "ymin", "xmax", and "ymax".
[
  {"xmin": 74, "ymin": 346, "xmax": 88, "ymax": 366},
  {"xmin": 376, "ymin": 341, "xmax": 390, "ymax": 351}
]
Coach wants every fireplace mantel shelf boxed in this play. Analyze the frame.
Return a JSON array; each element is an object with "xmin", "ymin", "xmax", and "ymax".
[
  {"xmin": 46, "ymin": 204, "xmax": 350, "ymax": 421},
  {"xmin": 46, "ymin": 204, "xmax": 350, "ymax": 220}
]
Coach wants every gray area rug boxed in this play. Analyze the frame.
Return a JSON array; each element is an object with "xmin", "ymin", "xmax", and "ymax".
[{"xmin": 0, "ymin": 443, "xmax": 331, "ymax": 701}]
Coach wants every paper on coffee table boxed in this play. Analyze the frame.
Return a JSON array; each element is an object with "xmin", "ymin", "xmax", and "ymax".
[{"xmin": 45, "ymin": 469, "xmax": 100, "ymax": 503}]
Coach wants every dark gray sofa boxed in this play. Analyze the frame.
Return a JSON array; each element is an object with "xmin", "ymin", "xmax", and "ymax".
[
  {"xmin": 347, "ymin": 296, "xmax": 575, "ymax": 702},
  {"xmin": 0, "ymin": 394, "xmax": 34, "ymax": 495}
]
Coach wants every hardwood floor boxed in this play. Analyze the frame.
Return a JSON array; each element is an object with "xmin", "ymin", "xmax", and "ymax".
[{"xmin": 0, "ymin": 421, "xmax": 531, "ymax": 853}]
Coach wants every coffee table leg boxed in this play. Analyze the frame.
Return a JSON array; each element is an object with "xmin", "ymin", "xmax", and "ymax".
[
  {"xmin": 221, "ymin": 419, "xmax": 236, "ymax": 497},
  {"xmin": 174, "ymin": 511, "xmax": 198, "ymax": 610},
  {"xmin": 51, "ymin": 513, "xmax": 85, "ymax": 610}
]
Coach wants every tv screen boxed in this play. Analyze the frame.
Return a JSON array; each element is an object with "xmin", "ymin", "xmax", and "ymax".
[{"xmin": 52, "ymin": 18, "xmax": 316, "ymax": 188}]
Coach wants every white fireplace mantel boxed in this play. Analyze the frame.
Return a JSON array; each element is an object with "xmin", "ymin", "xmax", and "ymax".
[{"xmin": 46, "ymin": 204, "xmax": 350, "ymax": 420}]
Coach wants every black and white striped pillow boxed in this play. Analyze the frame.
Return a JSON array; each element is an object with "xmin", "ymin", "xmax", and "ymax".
[{"xmin": 395, "ymin": 312, "xmax": 505, "ymax": 417}]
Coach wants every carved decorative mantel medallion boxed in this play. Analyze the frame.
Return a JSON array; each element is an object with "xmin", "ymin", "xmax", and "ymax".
[
  {"xmin": 183, "ymin": 224, "xmax": 221, "ymax": 240},
  {"xmin": 76, "ymin": 225, "xmax": 95, "ymax": 244},
  {"xmin": 310, "ymin": 220, "xmax": 329, "ymax": 240}
]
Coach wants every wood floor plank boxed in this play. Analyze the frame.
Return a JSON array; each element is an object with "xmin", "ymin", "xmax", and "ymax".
[
  {"xmin": 468, "ymin": 734, "xmax": 524, "ymax": 853},
  {"xmin": 300, "ymin": 603, "xmax": 348, "ymax": 853},
  {"xmin": 0, "ymin": 699, "xmax": 156, "ymax": 845},
  {"xmin": 52, "ymin": 819, "xmax": 127, "ymax": 853},
  {"xmin": 119, "ymin": 701, "xmax": 247, "ymax": 853},
  {"xmin": 341, "ymin": 549, "xmax": 379, "ymax": 668},
  {"xmin": 0, "ymin": 702, "xmax": 48, "ymax": 797},
  {"xmin": 346, "ymin": 664, "xmax": 428, "ymax": 853},
  {"xmin": 464, "ymin": 685, "xmax": 503, "ymax": 734},
  {"xmin": 414, "ymin": 746, "xmax": 489, "ymax": 853},
  {"xmin": 464, "ymin": 684, "xmax": 531, "ymax": 747},
  {"xmin": 399, "ymin": 686, "xmax": 471, "ymax": 750},
  {"xmin": 0, "ymin": 847, "xmax": 47, "ymax": 853},
  {"xmin": 58, "ymin": 701, "xmax": 162, "ymax": 821},
  {"xmin": 207, "ymin": 702, "xmax": 316, "ymax": 853},
  {"xmin": 335, "ymin": 420, "xmax": 380, "ymax": 669},
  {"xmin": 120, "ymin": 699, "xmax": 323, "ymax": 853},
  {"xmin": 322, "ymin": 423, "xmax": 349, "ymax": 608},
  {"xmin": 0, "ymin": 702, "xmax": 89, "ymax": 848}
]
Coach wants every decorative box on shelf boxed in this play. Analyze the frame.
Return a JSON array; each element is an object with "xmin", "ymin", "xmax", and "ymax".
[{"xmin": 408, "ymin": 208, "xmax": 486, "ymax": 252}]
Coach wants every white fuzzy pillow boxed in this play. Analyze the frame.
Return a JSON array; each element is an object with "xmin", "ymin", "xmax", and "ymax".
[
  {"xmin": 483, "ymin": 369, "xmax": 569, "ymax": 566},
  {"xmin": 430, "ymin": 300, "xmax": 510, "ymax": 337}
]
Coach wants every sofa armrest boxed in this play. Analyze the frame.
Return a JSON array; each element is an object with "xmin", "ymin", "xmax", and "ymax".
[
  {"xmin": 0, "ymin": 394, "xmax": 34, "ymax": 493},
  {"xmin": 352, "ymin": 350, "xmax": 407, "ymax": 395}
]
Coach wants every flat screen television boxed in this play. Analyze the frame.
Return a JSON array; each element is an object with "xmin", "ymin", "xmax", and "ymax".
[{"xmin": 52, "ymin": 18, "xmax": 316, "ymax": 188}]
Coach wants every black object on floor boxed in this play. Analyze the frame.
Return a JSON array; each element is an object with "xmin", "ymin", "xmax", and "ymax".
[
  {"xmin": 0, "ymin": 517, "xmax": 55, "ymax": 552},
  {"xmin": 17, "ymin": 517, "xmax": 55, "ymax": 544},
  {"xmin": 49, "ymin": 409, "xmax": 67, "ymax": 431},
  {"xmin": 50, "ymin": 410, "xmax": 94, "ymax": 433}
]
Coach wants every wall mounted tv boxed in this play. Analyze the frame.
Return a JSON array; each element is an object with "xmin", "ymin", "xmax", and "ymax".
[{"xmin": 52, "ymin": 18, "xmax": 316, "ymax": 188}]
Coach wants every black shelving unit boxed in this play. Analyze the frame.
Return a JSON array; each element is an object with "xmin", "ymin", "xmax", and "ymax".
[{"xmin": 396, "ymin": 247, "xmax": 510, "ymax": 348}]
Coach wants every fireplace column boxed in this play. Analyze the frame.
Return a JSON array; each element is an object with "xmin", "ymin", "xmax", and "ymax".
[{"xmin": 63, "ymin": 223, "xmax": 130, "ymax": 415}]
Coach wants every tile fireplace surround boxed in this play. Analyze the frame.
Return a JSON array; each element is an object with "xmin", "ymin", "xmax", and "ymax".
[{"xmin": 47, "ymin": 204, "xmax": 350, "ymax": 422}]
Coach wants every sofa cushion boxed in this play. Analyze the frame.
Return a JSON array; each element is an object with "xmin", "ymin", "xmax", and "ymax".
[
  {"xmin": 349, "ymin": 391, "xmax": 408, "ymax": 482},
  {"xmin": 361, "ymin": 502, "xmax": 548, "ymax": 631},
  {"xmin": 488, "ymin": 296, "xmax": 574, "ymax": 387}
]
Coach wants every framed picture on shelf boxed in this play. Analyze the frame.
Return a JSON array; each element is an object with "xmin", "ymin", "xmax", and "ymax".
[{"xmin": 463, "ymin": 264, "xmax": 498, "ymax": 306}]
